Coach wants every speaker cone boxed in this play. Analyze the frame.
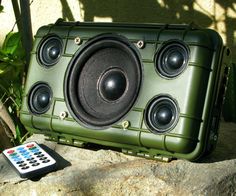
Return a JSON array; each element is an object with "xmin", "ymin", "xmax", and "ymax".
[
  {"xmin": 155, "ymin": 41, "xmax": 189, "ymax": 78},
  {"xmin": 28, "ymin": 83, "xmax": 52, "ymax": 114},
  {"xmin": 37, "ymin": 35, "xmax": 63, "ymax": 67},
  {"xmin": 64, "ymin": 34, "xmax": 142, "ymax": 128},
  {"xmin": 145, "ymin": 95, "xmax": 179, "ymax": 133}
]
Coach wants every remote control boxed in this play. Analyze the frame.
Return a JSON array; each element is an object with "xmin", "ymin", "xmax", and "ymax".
[{"xmin": 2, "ymin": 142, "xmax": 57, "ymax": 178}]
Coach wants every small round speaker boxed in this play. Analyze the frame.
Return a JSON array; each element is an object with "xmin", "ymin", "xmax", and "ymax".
[
  {"xmin": 37, "ymin": 35, "xmax": 63, "ymax": 67},
  {"xmin": 155, "ymin": 40, "xmax": 189, "ymax": 78},
  {"xmin": 64, "ymin": 34, "xmax": 142, "ymax": 128},
  {"xmin": 28, "ymin": 83, "xmax": 52, "ymax": 115},
  {"xmin": 145, "ymin": 95, "xmax": 179, "ymax": 134}
]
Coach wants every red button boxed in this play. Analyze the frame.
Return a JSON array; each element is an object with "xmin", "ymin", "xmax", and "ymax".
[
  {"xmin": 7, "ymin": 150, "xmax": 15, "ymax": 154},
  {"xmin": 26, "ymin": 144, "xmax": 35, "ymax": 148}
]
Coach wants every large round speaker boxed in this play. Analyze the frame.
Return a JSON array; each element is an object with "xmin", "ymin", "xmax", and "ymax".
[
  {"xmin": 28, "ymin": 83, "xmax": 52, "ymax": 115},
  {"xmin": 64, "ymin": 34, "xmax": 142, "ymax": 128},
  {"xmin": 155, "ymin": 40, "xmax": 189, "ymax": 78},
  {"xmin": 145, "ymin": 95, "xmax": 179, "ymax": 134},
  {"xmin": 37, "ymin": 35, "xmax": 63, "ymax": 67}
]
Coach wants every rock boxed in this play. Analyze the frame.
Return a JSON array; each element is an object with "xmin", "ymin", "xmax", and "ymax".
[{"xmin": 0, "ymin": 122, "xmax": 236, "ymax": 195}]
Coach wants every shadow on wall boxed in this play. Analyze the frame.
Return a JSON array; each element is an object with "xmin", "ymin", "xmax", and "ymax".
[
  {"xmin": 216, "ymin": 0, "xmax": 236, "ymax": 61},
  {"xmin": 59, "ymin": 0, "xmax": 235, "ymax": 59},
  {"xmin": 78, "ymin": 0, "xmax": 212, "ymax": 26}
]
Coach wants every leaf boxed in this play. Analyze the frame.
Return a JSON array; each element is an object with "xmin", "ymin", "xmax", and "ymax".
[
  {"xmin": 0, "ymin": 51, "xmax": 9, "ymax": 62},
  {"xmin": 2, "ymin": 32, "xmax": 20, "ymax": 55},
  {"xmin": 0, "ymin": 5, "xmax": 3, "ymax": 13},
  {"xmin": 0, "ymin": 62, "xmax": 10, "ymax": 74},
  {"xmin": 1, "ymin": 32, "xmax": 25, "ymax": 59}
]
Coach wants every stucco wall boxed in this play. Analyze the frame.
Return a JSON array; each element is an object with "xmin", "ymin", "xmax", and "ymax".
[{"xmin": 0, "ymin": 0, "xmax": 235, "ymax": 60}]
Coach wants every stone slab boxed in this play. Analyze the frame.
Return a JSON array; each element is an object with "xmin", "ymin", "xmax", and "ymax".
[{"xmin": 0, "ymin": 122, "xmax": 236, "ymax": 195}]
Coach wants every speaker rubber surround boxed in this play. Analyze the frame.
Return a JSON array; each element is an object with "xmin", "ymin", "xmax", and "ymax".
[
  {"xmin": 28, "ymin": 83, "xmax": 52, "ymax": 115},
  {"xmin": 64, "ymin": 34, "xmax": 142, "ymax": 128},
  {"xmin": 155, "ymin": 40, "xmax": 189, "ymax": 78},
  {"xmin": 145, "ymin": 95, "xmax": 179, "ymax": 134},
  {"xmin": 37, "ymin": 35, "xmax": 63, "ymax": 67}
]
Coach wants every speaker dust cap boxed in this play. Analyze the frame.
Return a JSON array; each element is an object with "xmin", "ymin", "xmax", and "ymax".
[
  {"xmin": 155, "ymin": 40, "xmax": 189, "ymax": 78},
  {"xmin": 37, "ymin": 35, "xmax": 63, "ymax": 67},
  {"xmin": 64, "ymin": 34, "xmax": 142, "ymax": 128}
]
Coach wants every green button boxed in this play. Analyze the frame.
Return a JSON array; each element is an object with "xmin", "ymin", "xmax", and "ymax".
[
  {"xmin": 29, "ymin": 146, "xmax": 37, "ymax": 150},
  {"xmin": 10, "ymin": 153, "xmax": 17, "ymax": 156}
]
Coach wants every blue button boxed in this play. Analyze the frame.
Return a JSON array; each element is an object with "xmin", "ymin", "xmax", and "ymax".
[
  {"xmin": 21, "ymin": 151, "xmax": 30, "ymax": 155},
  {"xmin": 23, "ymin": 155, "xmax": 31, "ymax": 159},
  {"xmin": 17, "ymin": 147, "xmax": 25, "ymax": 151},
  {"xmin": 19, "ymin": 150, "xmax": 27, "ymax": 154},
  {"xmin": 31, "ymin": 149, "xmax": 40, "ymax": 153},
  {"xmin": 13, "ymin": 158, "xmax": 22, "ymax": 162}
]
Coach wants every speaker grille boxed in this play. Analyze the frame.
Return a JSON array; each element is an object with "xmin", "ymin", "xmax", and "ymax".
[
  {"xmin": 155, "ymin": 40, "xmax": 189, "ymax": 78},
  {"xmin": 64, "ymin": 34, "xmax": 142, "ymax": 128},
  {"xmin": 145, "ymin": 95, "xmax": 179, "ymax": 134}
]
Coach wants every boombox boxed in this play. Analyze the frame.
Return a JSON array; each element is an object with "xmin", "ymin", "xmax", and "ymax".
[{"xmin": 20, "ymin": 20, "xmax": 230, "ymax": 161}]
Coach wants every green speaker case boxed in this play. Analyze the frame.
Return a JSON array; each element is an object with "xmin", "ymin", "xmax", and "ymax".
[{"xmin": 20, "ymin": 21, "xmax": 230, "ymax": 161}]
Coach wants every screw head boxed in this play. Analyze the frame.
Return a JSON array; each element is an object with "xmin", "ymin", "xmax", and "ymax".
[
  {"xmin": 136, "ymin": 40, "xmax": 145, "ymax": 49},
  {"xmin": 59, "ymin": 111, "xmax": 68, "ymax": 120},
  {"xmin": 122, "ymin": 120, "xmax": 130, "ymax": 129},
  {"xmin": 74, "ymin": 37, "xmax": 81, "ymax": 45}
]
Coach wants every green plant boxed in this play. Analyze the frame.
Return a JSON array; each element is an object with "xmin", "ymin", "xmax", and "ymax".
[
  {"xmin": 0, "ymin": 31, "xmax": 27, "ymax": 147},
  {"xmin": 0, "ymin": 4, "xmax": 28, "ymax": 150}
]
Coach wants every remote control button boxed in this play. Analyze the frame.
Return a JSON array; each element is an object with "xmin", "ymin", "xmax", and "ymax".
[
  {"xmin": 21, "ymin": 151, "xmax": 30, "ymax": 155},
  {"xmin": 19, "ymin": 163, "xmax": 27, "ymax": 167},
  {"xmin": 26, "ymin": 157, "xmax": 34, "ymax": 161},
  {"xmin": 29, "ymin": 160, "xmax": 37, "ymax": 164},
  {"xmin": 37, "ymin": 154, "xmax": 44, "ymax": 158},
  {"xmin": 42, "ymin": 159, "xmax": 50, "ymax": 163},
  {"xmin": 31, "ymin": 149, "xmax": 40, "ymax": 153},
  {"xmin": 13, "ymin": 158, "xmax": 22, "ymax": 162},
  {"xmin": 11, "ymin": 156, "xmax": 20, "ymax": 160},
  {"xmin": 23, "ymin": 155, "xmax": 32, "ymax": 159},
  {"xmin": 34, "ymin": 152, "xmax": 42, "ymax": 155},
  {"xmin": 39, "ymin": 157, "xmax": 47, "ymax": 160},
  {"xmin": 16, "ymin": 161, "xmax": 24, "ymax": 164},
  {"xmin": 32, "ymin": 163, "xmax": 40, "ymax": 167},
  {"xmin": 26, "ymin": 144, "xmax": 35, "ymax": 148},
  {"xmin": 7, "ymin": 150, "xmax": 15, "ymax": 154},
  {"xmin": 17, "ymin": 147, "xmax": 25, "ymax": 151},
  {"xmin": 19, "ymin": 150, "xmax": 27, "ymax": 154},
  {"xmin": 29, "ymin": 146, "xmax": 37, "ymax": 150},
  {"xmin": 9, "ymin": 153, "xmax": 18, "ymax": 157},
  {"xmin": 21, "ymin": 166, "xmax": 29, "ymax": 170}
]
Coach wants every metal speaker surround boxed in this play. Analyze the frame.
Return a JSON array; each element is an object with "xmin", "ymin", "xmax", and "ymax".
[{"xmin": 64, "ymin": 34, "xmax": 142, "ymax": 128}]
